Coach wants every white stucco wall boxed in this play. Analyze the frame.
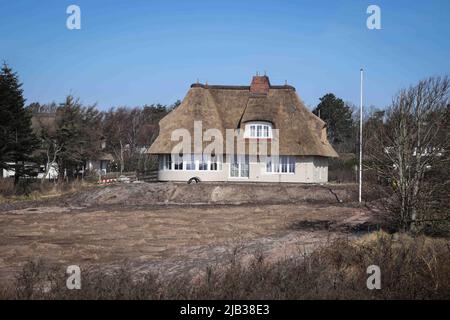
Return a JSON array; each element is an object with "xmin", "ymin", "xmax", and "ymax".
[
  {"xmin": 157, "ymin": 156, "xmax": 329, "ymax": 183},
  {"xmin": 2, "ymin": 168, "xmax": 14, "ymax": 178},
  {"xmin": 37, "ymin": 162, "xmax": 59, "ymax": 179},
  {"xmin": 2, "ymin": 162, "xmax": 59, "ymax": 179},
  {"xmin": 86, "ymin": 160, "xmax": 108, "ymax": 175}
]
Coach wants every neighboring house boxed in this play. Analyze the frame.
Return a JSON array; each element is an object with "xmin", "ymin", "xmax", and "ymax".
[
  {"xmin": 37, "ymin": 162, "xmax": 59, "ymax": 179},
  {"xmin": 2, "ymin": 159, "xmax": 107, "ymax": 180},
  {"xmin": 2, "ymin": 163, "xmax": 16, "ymax": 178},
  {"xmin": 27, "ymin": 111, "xmax": 114, "ymax": 179},
  {"xmin": 1, "ymin": 162, "xmax": 56, "ymax": 179},
  {"xmin": 148, "ymin": 75, "xmax": 338, "ymax": 183},
  {"xmin": 383, "ymin": 146, "xmax": 445, "ymax": 171},
  {"xmin": 85, "ymin": 152, "xmax": 114, "ymax": 176}
]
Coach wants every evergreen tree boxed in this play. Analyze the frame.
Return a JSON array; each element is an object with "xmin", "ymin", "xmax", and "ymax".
[
  {"xmin": 0, "ymin": 63, "xmax": 39, "ymax": 184},
  {"xmin": 55, "ymin": 96, "xmax": 85, "ymax": 181},
  {"xmin": 313, "ymin": 93, "xmax": 354, "ymax": 150}
]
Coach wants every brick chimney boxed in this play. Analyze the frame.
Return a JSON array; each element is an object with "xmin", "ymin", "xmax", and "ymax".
[{"xmin": 250, "ymin": 75, "xmax": 270, "ymax": 94}]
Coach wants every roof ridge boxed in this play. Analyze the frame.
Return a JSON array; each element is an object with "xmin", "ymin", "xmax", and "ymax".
[{"xmin": 191, "ymin": 83, "xmax": 295, "ymax": 91}]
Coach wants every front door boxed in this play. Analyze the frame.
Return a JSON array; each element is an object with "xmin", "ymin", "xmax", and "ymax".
[{"xmin": 230, "ymin": 155, "xmax": 249, "ymax": 178}]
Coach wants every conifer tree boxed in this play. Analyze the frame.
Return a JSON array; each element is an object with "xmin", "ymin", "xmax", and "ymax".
[
  {"xmin": 0, "ymin": 63, "xmax": 39, "ymax": 185},
  {"xmin": 313, "ymin": 93, "xmax": 355, "ymax": 151}
]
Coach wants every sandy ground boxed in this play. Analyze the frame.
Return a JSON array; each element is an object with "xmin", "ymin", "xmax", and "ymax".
[{"xmin": 0, "ymin": 183, "xmax": 376, "ymax": 281}]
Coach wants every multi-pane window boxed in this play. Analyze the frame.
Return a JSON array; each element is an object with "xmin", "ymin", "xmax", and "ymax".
[
  {"xmin": 281, "ymin": 156, "xmax": 288, "ymax": 173},
  {"xmin": 185, "ymin": 154, "xmax": 195, "ymax": 170},
  {"xmin": 159, "ymin": 155, "xmax": 164, "ymax": 170},
  {"xmin": 210, "ymin": 155, "xmax": 218, "ymax": 171},
  {"xmin": 162, "ymin": 154, "xmax": 172, "ymax": 170},
  {"xmin": 245, "ymin": 122, "xmax": 272, "ymax": 138},
  {"xmin": 266, "ymin": 156, "xmax": 295, "ymax": 174},
  {"xmin": 160, "ymin": 154, "xmax": 222, "ymax": 171},
  {"xmin": 266, "ymin": 157, "xmax": 272, "ymax": 173},
  {"xmin": 159, "ymin": 155, "xmax": 172, "ymax": 170},
  {"xmin": 230, "ymin": 162, "xmax": 239, "ymax": 177},
  {"xmin": 230, "ymin": 155, "xmax": 249, "ymax": 178},
  {"xmin": 241, "ymin": 157, "xmax": 249, "ymax": 177},
  {"xmin": 200, "ymin": 154, "xmax": 220, "ymax": 171},
  {"xmin": 199, "ymin": 154, "xmax": 208, "ymax": 170},
  {"xmin": 174, "ymin": 154, "xmax": 183, "ymax": 170}
]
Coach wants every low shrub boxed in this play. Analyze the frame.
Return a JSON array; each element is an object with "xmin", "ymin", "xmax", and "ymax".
[
  {"xmin": 328, "ymin": 155, "xmax": 358, "ymax": 184},
  {"xmin": 1, "ymin": 232, "xmax": 449, "ymax": 300},
  {"xmin": 0, "ymin": 178, "xmax": 90, "ymax": 201}
]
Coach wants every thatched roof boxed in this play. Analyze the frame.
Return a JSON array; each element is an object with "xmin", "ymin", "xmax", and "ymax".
[
  {"xmin": 148, "ymin": 76, "xmax": 338, "ymax": 157},
  {"xmin": 97, "ymin": 152, "xmax": 114, "ymax": 161}
]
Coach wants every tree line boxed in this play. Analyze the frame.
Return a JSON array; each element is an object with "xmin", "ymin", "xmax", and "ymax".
[{"xmin": 0, "ymin": 63, "xmax": 177, "ymax": 184}]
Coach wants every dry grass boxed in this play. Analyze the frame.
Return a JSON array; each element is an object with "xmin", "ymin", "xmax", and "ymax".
[
  {"xmin": 0, "ymin": 178, "xmax": 91, "ymax": 203},
  {"xmin": 1, "ymin": 182, "xmax": 447, "ymax": 299},
  {"xmin": 1, "ymin": 232, "xmax": 449, "ymax": 300},
  {"xmin": 0, "ymin": 202, "xmax": 366, "ymax": 280}
]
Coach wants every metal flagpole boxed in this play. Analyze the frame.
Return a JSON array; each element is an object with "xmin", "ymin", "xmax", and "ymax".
[{"xmin": 359, "ymin": 68, "xmax": 363, "ymax": 203}]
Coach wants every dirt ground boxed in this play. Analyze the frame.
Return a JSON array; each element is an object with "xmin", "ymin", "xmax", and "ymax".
[{"xmin": 0, "ymin": 182, "xmax": 377, "ymax": 281}]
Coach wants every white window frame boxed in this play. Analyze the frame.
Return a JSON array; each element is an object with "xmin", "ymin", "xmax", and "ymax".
[
  {"xmin": 244, "ymin": 121, "xmax": 273, "ymax": 139},
  {"xmin": 199, "ymin": 154, "xmax": 208, "ymax": 171},
  {"xmin": 265, "ymin": 156, "xmax": 295, "ymax": 174},
  {"xmin": 160, "ymin": 154, "xmax": 222, "ymax": 171},
  {"xmin": 163, "ymin": 154, "xmax": 172, "ymax": 170},
  {"xmin": 173, "ymin": 154, "xmax": 183, "ymax": 170},
  {"xmin": 210, "ymin": 154, "xmax": 222, "ymax": 171},
  {"xmin": 185, "ymin": 154, "xmax": 195, "ymax": 171},
  {"xmin": 199, "ymin": 154, "xmax": 222, "ymax": 171},
  {"xmin": 229, "ymin": 155, "xmax": 249, "ymax": 178}
]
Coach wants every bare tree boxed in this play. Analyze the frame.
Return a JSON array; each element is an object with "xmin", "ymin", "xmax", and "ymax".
[
  {"xmin": 103, "ymin": 104, "xmax": 170, "ymax": 174},
  {"xmin": 104, "ymin": 107, "xmax": 130, "ymax": 174},
  {"xmin": 366, "ymin": 76, "xmax": 449, "ymax": 232},
  {"xmin": 37, "ymin": 117, "xmax": 62, "ymax": 183}
]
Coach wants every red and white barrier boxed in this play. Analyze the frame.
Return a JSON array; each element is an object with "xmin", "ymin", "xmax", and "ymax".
[{"xmin": 98, "ymin": 178, "xmax": 117, "ymax": 184}]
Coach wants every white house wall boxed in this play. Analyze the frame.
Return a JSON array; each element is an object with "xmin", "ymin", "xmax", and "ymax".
[
  {"xmin": 2, "ymin": 168, "xmax": 14, "ymax": 178},
  {"xmin": 2, "ymin": 162, "xmax": 59, "ymax": 179},
  {"xmin": 86, "ymin": 160, "xmax": 107, "ymax": 175},
  {"xmin": 158, "ymin": 156, "xmax": 328, "ymax": 183},
  {"xmin": 37, "ymin": 163, "xmax": 59, "ymax": 179}
]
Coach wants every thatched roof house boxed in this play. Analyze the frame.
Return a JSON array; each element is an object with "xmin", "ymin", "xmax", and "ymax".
[{"xmin": 148, "ymin": 75, "xmax": 338, "ymax": 183}]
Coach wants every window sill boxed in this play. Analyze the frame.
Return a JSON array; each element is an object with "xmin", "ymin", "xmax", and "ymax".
[
  {"xmin": 264, "ymin": 172, "xmax": 295, "ymax": 175},
  {"xmin": 161, "ymin": 169, "xmax": 223, "ymax": 172}
]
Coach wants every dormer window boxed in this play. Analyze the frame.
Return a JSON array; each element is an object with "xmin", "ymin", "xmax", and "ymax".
[{"xmin": 245, "ymin": 121, "xmax": 273, "ymax": 139}]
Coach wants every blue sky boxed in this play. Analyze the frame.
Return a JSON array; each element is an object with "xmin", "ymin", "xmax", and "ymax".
[{"xmin": 1, "ymin": 0, "xmax": 449, "ymax": 110}]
